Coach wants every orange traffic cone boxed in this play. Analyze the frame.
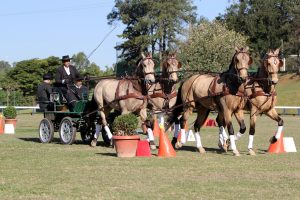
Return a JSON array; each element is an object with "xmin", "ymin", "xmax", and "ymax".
[
  {"xmin": 158, "ymin": 127, "xmax": 176, "ymax": 157},
  {"xmin": 136, "ymin": 140, "xmax": 152, "ymax": 157},
  {"xmin": 0, "ymin": 115, "xmax": 4, "ymax": 134},
  {"xmin": 153, "ymin": 117, "xmax": 160, "ymax": 137},
  {"xmin": 268, "ymin": 132, "xmax": 285, "ymax": 153}
]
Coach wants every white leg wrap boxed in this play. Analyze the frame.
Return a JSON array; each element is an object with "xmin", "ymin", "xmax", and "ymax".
[
  {"xmin": 221, "ymin": 126, "xmax": 228, "ymax": 140},
  {"xmin": 219, "ymin": 132, "xmax": 224, "ymax": 145},
  {"xmin": 147, "ymin": 128, "xmax": 154, "ymax": 141},
  {"xmin": 230, "ymin": 135, "xmax": 237, "ymax": 150},
  {"xmin": 180, "ymin": 129, "xmax": 186, "ymax": 144},
  {"xmin": 94, "ymin": 124, "xmax": 101, "ymax": 138},
  {"xmin": 275, "ymin": 126, "xmax": 283, "ymax": 139},
  {"xmin": 235, "ymin": 132, "xmax": 243, "ymax": 141},
  {"xmin": 174, "ymin": 124, "xmax": 180, "ymax": 138},
  {"xmin": 159, "ymin": 116, "xmax": 164, "ymax": 127},
  {"xmin": 195, "ymin": 132, "xmax": 202, "ymax": 148},
  {"xmin": 104, "ymin": 125, "xmax": 112, "ymax": 139},
  {"xmin": 248, "ymin": 135, "xmax": 254, "ymax": 149}
]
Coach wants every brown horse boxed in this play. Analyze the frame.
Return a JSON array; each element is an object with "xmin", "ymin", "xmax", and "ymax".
[
  {"xmin": 90, "ymin": 53, "xmax": 156, "ymax": 147},
  {"xmin": 232, "ymin": 48, "xmax": 283, "ymax": 155},
  {"xmin": 147, "ymin": 53, "xmax": 182, "ymax": 148},
  {"xmin": 170, "ymin": 47, "xmax": 252, "ymax": 155}
]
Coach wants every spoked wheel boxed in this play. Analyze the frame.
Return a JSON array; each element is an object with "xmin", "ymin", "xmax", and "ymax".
[
  {"xmin": 59, "ymin": 117, "xmax": 76, "ymax": 145},
  {"xmin": 39, "ymin": 118, "xmax": 54, "ymax": 143}
]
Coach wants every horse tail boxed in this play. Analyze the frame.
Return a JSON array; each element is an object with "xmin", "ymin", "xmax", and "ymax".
[{"xmin": 168, "ymin": 82, "xmax": 184, "ymax": 124}]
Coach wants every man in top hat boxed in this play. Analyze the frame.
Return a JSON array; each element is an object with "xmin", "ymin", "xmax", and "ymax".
[
  {"xmin": 37, "ymin": 73, "xmax": 53, "ymax": 111},
  {"xmin": 55, "ymin": 55, "xmax": 80, "ymax": 109},
  {"xmin": 67, "ymin": 74, "xmax": 88, "ymax": 111}
]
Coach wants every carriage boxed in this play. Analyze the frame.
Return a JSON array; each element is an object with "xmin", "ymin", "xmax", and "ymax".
[{"xmin": 38, "ymin": 89, "xmax": 111, "ymax": 145}]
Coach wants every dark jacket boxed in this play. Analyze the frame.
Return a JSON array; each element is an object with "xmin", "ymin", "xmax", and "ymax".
[
  {"xmin": 37, "ymin": 82, "xmax": 53, "ymax": 111},
  {"xmin": 69, "ymin": 85, "xmax": 88, "ymax": 101},
  {"xmin": 55, "ymin": 65, "xmax": 80, "ymax": 86}
]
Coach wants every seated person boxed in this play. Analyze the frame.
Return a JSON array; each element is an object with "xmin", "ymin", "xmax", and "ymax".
[
  {"xmin": 37, "ymin": 73, "xmax": 53, "ymax": 111},
  {"xmin": 67, "ymin": 74, "xmax": 88, "ymax": 111},
  {"xmin": 54, "ymin": 55, "xmax": 80, "ymax": 106}
]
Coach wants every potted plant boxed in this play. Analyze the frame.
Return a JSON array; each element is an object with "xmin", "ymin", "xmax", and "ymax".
[
  {"xmin": 112, "ymin": 113, "xmax": 140, "ymax": 157},
  {"xmin": 3, "ymin": 106, "xmax": 17, "ymax": 128}
]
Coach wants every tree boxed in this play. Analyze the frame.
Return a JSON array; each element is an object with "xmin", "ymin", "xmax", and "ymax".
[
  {"xmin": 179, "ymin": 20, "xmax": 248, "ymax": 72},
  {"xmin": 72, "ymin": 52, "xmax": 90, "ymax": 72},
  {"xmin": 0, "ymin": 61, "xmax": 11, "ymax": 73},
  {"xmin": 218, "ymin": 0, "xmax": 299, "ymax": 58},
  {"xmin": 107, "ymin": 0, "xmax": 196, "ymax": 64}
]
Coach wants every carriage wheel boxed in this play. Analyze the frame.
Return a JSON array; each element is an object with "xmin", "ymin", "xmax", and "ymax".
[
  {"xmin": 39, "ymin": 118, "xmax": 54, "ymax": 143},
  {"xmin": 59, "ymin": 117, "xmax": 76, "ymax": 145}
]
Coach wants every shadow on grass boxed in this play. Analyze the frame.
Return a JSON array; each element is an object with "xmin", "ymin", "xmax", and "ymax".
[{"xmin": 95, "ymin": 152, "xmax": 116, "ymax": 157}]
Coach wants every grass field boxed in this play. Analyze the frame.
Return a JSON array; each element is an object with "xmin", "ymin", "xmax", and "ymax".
[{"xmin": 0, "ymin": 113, "xmax": 299, "ymax": 200}]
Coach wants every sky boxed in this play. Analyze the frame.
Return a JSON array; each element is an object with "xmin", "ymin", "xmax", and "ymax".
[{"xmin": 0, "ymin": 0, "xmax": 231, "ymax": 70}]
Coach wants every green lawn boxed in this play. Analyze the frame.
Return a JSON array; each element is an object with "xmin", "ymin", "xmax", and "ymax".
[{"xmin": 0, "ymin": 113, "xmax": 299, "ymax": 200}]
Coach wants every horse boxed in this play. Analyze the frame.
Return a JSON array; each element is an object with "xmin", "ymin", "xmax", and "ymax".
[
  {"xmin": 169, "ymin": 47, "xmax": 252, "ymax": 155},
  {"xmin": 232, "ymin": 48, "xmax": 284, "ymax": 155},
  {"xmin": 146, "ymin": 52, "xmax": 181, "ymax": 148},
  {"xmin": 90, "ymin": 53, "xmax": 156, "ymax": 147}
]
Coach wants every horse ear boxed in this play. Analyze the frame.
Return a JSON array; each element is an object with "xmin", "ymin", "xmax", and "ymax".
[
  {"xmin": 248, "ymin": 57, "xmax": 253, "ymax": 65},
  {"xmin": 274, "ymin": 48, "xmax": 280, "ymax": 55}
]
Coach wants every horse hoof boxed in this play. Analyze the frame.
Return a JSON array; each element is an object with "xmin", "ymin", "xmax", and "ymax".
[
  {"xmin": 269, "ymin": 136, "xmax": 277, "ymax": 144},
  {"xmin": 175, "ymin": 142, "xmax": 182, "ymax": 149},
  {"xmin": 198, "ymin": 147, "xmax": 206, "ymax": 154},
  {"xmin": 90, "ymin": 139, "xmax": 97, "ymax": 147},
  {"xmin": 232, "ymin": 149, "xmax": 240, "ymax": 156},
  {"xmin": 248, "ymin": 149, "xmax": 256, "ymax": 156},
  {"xmin": 150, "ymin": 145, "xmax": 157, "ymax": 150}
]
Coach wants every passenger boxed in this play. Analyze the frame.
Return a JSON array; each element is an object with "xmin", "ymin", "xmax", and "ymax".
[
  {"xmin": 67, "ymin": 74, "xmax": 88, "ymax": 111},
  {"xmin": 55, "ymin": 55, "xmax": 80, "ymax": 109},
  {"xmin": 37, "ymin": 73, "xmax": 53, "ymax": 111}
]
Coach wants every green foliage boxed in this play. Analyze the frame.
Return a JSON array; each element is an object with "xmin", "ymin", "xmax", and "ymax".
[
  {"xmin": 112, "ymin": 113, "xmax": 138, "ymax": 136},
  {"xmin": 0, "ymin": 60, "xmax": 11, "ymax": 73},
  {"xmin": 108, "ymin": 0, "xmax": 196, "ymax": 61},
  {"xmin": 179, "ymin": 20, "xmax": 248, "ymax": 72},
  {"xmin": 219, "ymin": 0, "xmax": 300, "ymax": 57},
  {"xmin": 3, "ymin": 106, "xmax": 17, "ymax": 119}
]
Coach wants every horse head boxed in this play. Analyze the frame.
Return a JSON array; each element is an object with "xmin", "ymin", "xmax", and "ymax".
[
  {"xmin": 262, "ymin": 48, "xmax": 283, "ymax": 85},
  {"xmin": 162, "ymin": 52, "xmax": 181, "ymax": 84},
  {"xmin": 136, "ymin": 52, "xmax": 155, "ymax": 84},
  {"xmin": 230, "ymin": 46, "xmax": 253, "ymax": 82}
]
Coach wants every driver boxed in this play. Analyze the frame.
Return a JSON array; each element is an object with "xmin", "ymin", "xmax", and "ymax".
[{"xmin": 55, "ymin": 55, "xmax": 80, "ymax": 110}]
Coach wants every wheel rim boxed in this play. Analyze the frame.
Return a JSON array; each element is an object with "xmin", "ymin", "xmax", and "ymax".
[
  {"xmin": 61, "ymin": 120, "xmax": 73, "ymax": 142},
  {"xmin": 40, "ymin": 121, "xmax": 50, "ymax": 142}
]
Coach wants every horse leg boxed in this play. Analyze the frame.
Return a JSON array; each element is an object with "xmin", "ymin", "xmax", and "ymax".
[
  {"xmin": 194, "ymin": 106, "xmax": 210, "ymax": 154},
  {"xmin": 140, "ymin": 108, "xmax": 156, "ymax": 150},
  {"xmin": 175, "ymin": 106, "xmax": 193, "ymax": 149},
  {"xmin": 248, "ymin": 111, "xmax": 257, "ymax": 155},
  {"xmin": 224, "ymin": 110, "xmax": 240, "ymax": 156},
  {"xmin": 265, "ymin": 108, "xmax": 284, "ymax": 144},
  {"xmin": 234, "ymin": 109, "xmax": 247, "ymax": 141},
  {"xmin": 91, "ymin": 107, "xmax": 112, "ymax": 147},
  {"xmin": 171, "ymin": 118, "xmax": 181, "ymax": 148},
  {"xmin": 216, "ymin": 113, "xmax": 229, "ymax": 152}
]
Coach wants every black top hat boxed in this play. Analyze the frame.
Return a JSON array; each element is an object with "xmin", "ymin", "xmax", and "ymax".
[
  {"xmin": 61, "ymin": 55, "xmax": 72, "ymax": 62},
  {"xmin": 75, "ymin": 74, "xmax": 84, "ymax": 81},
  {"xmin": 43, "ymin": 73, "xmax": 53, "ymax": 80}
]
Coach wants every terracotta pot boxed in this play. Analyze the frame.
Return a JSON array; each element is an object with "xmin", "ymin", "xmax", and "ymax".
[
  {"xmin": 5, "ymin": 119, "xmax": 17, "ymax": 128},
  {"xmin": 113, "ymin": 135, "xmax": 140, "ymax": 157}
]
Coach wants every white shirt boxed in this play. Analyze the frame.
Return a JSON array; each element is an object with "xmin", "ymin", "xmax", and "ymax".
[{"xmin": 64, "ymin": 66, "xmax": 70, "ymax": 75}]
